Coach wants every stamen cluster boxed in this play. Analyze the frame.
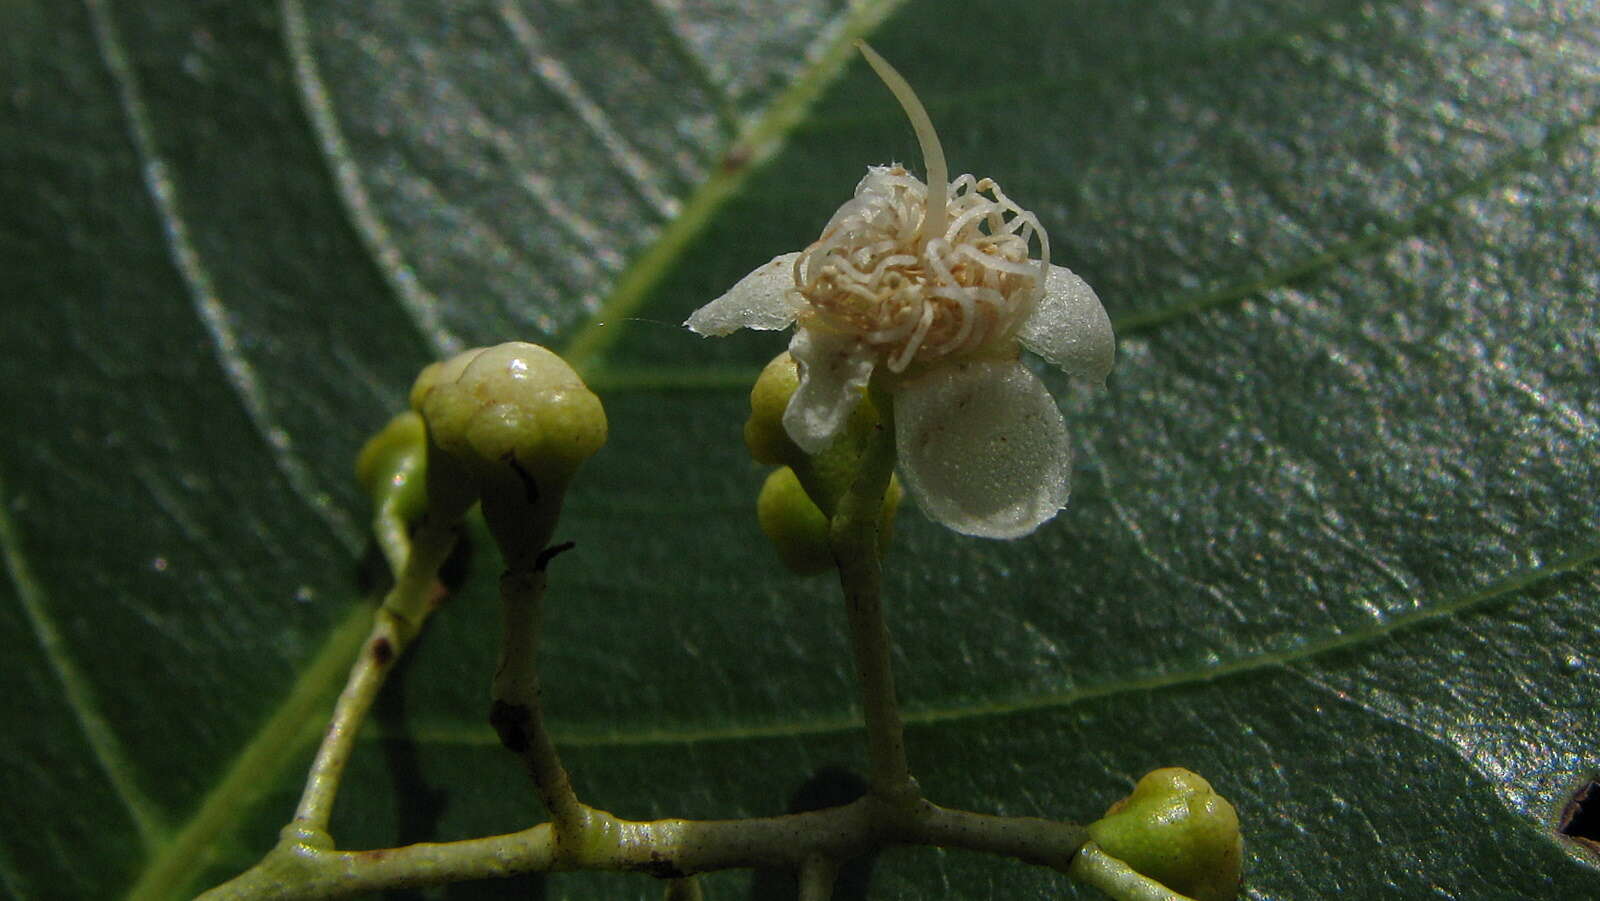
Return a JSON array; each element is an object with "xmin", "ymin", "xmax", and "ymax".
[{"xmin": 794, "ymin": 167, "xmax": 1051, "ymax": 372}]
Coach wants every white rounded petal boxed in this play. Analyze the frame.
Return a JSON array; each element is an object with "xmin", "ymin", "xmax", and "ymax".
[
  {"xmin": 893, "ymin": 361, "xmax": 1071, "ymax": 539},
  {"xmin": 783, "ymin": 327, "xmax": 875, "ymax": 454},
  {"xmin": 684, "ymin": 252, "xmax": 804, "ymax": 336},
  {"xmin": 1019, "ymin": 264, "xmax": 1115, "ymax": 384}
]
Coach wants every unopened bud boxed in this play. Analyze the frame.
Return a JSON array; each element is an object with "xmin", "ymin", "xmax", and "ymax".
[
  {"xmin": 410, "ymin": 350, "xmax": 477, "ymax": 414},
  {"xmin": 757, "ymin": 466, "xmax": 904, "ymax": 576},
  {"xmin": 756, "ymin": 467, "xmax": 832, "ymax": 576},
  {"xmin": 355, "ymin": 410, "xmax": 428, "ymax": 520},
  {"xmin": 1086, "ymin": 768, "xmax": 1242, "ymax": 901},
  {"xmin": 745, "ymin": 351, "xmax": 888, "ymax": 520},
  {"xmin": 355, "ymin": 411, "xmax": 429, "ymax": 574},
  {"xmin": 420, "ymin": 343, "xmax": 607, "ymax": 487},
  {"xmin": 415, "ymin": 342, "xmax": 607, "ymax": 567},
  {"xmin": 745, "ymin": 352, "xmax": 804, "ymax": 467}
]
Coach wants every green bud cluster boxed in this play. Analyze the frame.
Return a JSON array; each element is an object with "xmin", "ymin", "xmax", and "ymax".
[
  {"xmin": 744, "ymin": 353, "xmax": 903, "ymax": 575},
  {"xmin": 415, "ymin": 343, "xmax": 606, "ymax": 486}
]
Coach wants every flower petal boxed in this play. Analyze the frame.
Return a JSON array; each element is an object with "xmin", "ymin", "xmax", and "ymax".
[
  {"xmin": 893, "ymin": 361, "xmax": 1071, "ymax": 539},
  {"xmin": 684, "ymin": 252, "xmax": 804, "ymax": 336},
  {"xmin": 1019, "ymin": 264, "xmax": 1115, "ymax": 384},
  {"xmin": 783, "ymin": 327, "xmax": 875, "ymax": 454}
]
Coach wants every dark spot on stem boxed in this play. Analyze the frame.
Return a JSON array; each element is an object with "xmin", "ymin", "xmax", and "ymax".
[
  {"xmin": 635, "ymin": 851, "xmax": 687, "ymax": 880},
  {"xmin": 1560, "ymin": 778, "xmax": 1600, "ymax": 850},
  {"xmin": 504, "ymin": 452, "xmax": 540, "ymax": 505},
  {"xmin": 535, "ymin": 541, "xmax": 576, "ymax": 572},
  {"xmin": 489, "ymin": 700, "xmax": 533, "ymax": 754},
  {"xmin": 370, "ymin": 637, "xmax": 393, "ymax": 666}
]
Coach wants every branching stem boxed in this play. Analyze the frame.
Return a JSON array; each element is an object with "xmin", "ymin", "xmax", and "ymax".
[
  {"xmin": 198, "ymin": 798, "xmax": 1087, "ymax": 900},
  {"xmin": 206, "ymin": 359, "xmax": 1177, "ymax": 901}
]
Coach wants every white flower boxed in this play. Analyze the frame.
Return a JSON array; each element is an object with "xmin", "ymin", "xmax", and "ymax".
[{"xmin": 686, "ymin": 44, "xmax": 1114, "ymax": 539}]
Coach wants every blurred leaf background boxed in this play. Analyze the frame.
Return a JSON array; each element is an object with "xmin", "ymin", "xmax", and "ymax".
[{"xmin": 2, "ymin": 0, "xmax": 1598, "ymax": 898}]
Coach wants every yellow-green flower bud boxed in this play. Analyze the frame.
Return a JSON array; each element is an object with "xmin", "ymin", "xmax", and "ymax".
[
  {"xmin": 757, "ymin": 466, "xmax": 904, "ymax": 576},
  {"xmin": 356, "ymin": 411, "xmax": 427, "ymax": 514},
  {"xmin": 409, "ymin": 349, "xmax": 477, "ymax": 414},
  {"xmin": 417, "ymin": 342, "xmax": 607, "ymax": 568},
  {"xmin": 1086, "ymin": 768, "xmax": 1243, "ymax": 901},
  {"xmin": 421, "ymin": 343, "xmax": 606, "ymax": 485},
  {"xmin": 757, "ymin": 467, "xmax": 832, "ymax": 576},
  {"xmin": 745, "ymin": 351, "xmax": 889, "ymax": 521},
  {"xmin": 409, "ymin": 349, "xmax": 484, "ymax": 529},
  {"xmin": 744, "ymin": 352, "xmax": 803, "ymax": 467},
  {"xmin": 355, "ymin": 411, "xmax": 429, "ymax": 575}
]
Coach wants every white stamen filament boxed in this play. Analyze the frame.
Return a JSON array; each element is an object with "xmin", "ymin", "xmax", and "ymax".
[
  {"xmin": 920, "ymin": 241, "xmax": 978, "ymax": 356},
  {"xmin": 951, "ymin": 244, "xmax": 1036, "ymax": 279},
  {"xmin": 889, "ymin": 303, "xmax": 938, "ymax": 372},
  {"xmin": 983, "ymin": 181, "xmax": 1051, "ymax": 288}
]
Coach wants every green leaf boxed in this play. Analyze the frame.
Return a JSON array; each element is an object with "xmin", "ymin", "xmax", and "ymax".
[{"xmin": 3, "ymin": 1, "xmax": 1597, "ymax": 899}]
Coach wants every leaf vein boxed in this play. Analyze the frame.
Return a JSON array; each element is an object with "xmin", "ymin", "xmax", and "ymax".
[
  {"xmin": 0, "ymin": 469, "xmax": 166, "ymax": 851},
  {"xmin": 278, "ymin": 0, "xmax": 465, "ymax": 360},
  {"xmin": 497, "ymin": 0, "xmax": 682, "ymax": 220},
  {"xmin": 121, "ymin": 606, "xmax": 372, "ymax": 901},
  {"xmin": 87, "ymin": 0, "xmax": 360, "ymax": 553},
  {"xmin": 1116, "ymin": 103, "xmax": 1600, "ymax": 335},
  {"xmin": 571, "ymin": 101, "xmax": 1600, "ymax": 394},
  {"xmin": 391, "ymin": 539, "xmax": 1600, "ymax": 748},
  {"xmin": 638, "ymin": 0, "xmax": 741, "ymax": 140}
]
